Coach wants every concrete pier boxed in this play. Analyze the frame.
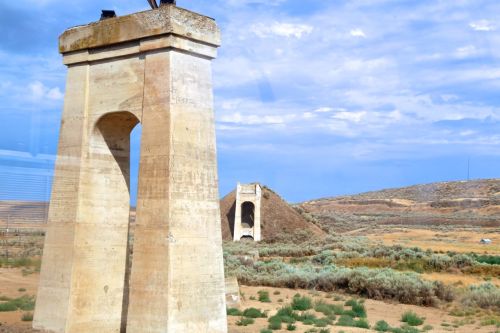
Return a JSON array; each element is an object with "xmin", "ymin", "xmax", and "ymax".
[{"xmin": 34, "ymin": 5, "xmax": 227, "ymax": 333}]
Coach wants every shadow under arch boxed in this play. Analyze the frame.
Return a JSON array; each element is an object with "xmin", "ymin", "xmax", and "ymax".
[
  {"xmin": 93, "ymin": 111, "xmax": 141, "ymax": 192},
  {"xmin": 241, "ymin": 201, "xmax": 255, "ymax": 229}
]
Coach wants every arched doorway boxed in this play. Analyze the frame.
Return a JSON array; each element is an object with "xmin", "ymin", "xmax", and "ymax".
[
  {"xmin": 80, "ymin": 111, "xmax": 141, "ymax": 332},
  {"xmin": 241, "ymin": 201, "xmax": 255, "ymax": 228}
]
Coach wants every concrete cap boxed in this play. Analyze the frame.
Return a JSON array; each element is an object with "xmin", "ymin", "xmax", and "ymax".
[{"xmin": 59, "ymin": 5, "xmax": 220, "ymax": 54}]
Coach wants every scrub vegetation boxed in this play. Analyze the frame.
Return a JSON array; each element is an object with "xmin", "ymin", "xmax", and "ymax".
[{"xmin": 223, "ymin": 229, "xmax": 499, "ymax": 332}]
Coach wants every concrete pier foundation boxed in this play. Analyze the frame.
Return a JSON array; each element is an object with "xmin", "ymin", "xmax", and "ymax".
[{"xmin": 33, "ymin": 4, "xmax": 227, "ymax": 333}]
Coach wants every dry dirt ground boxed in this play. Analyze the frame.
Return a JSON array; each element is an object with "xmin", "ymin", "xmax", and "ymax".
[
  {"xmin": 229, "ymin": 286, "xmax": 497, "ymax": 333},
  {"xmin": 0, "ymin": 269, "xmax": 37, "ymax": 332},
  {"xmin": 0, "ymin": 269, "xmax": 498, "ymax": 333}
]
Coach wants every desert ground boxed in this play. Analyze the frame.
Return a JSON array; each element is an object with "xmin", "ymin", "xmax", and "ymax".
[
  {"xmin": 0, "ymin": 264, "xmax": 498, "ymax": 333},
  {"xmin": 0, "ymin": 225, "xmax": 499, "ymax": 333}
]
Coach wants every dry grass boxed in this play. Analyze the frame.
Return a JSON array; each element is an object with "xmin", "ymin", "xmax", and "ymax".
[
  {"xmin": 421, "ymin": 272, "xmax": 500, "ymax": 287},
  {"xmin": 367, "ymin": 228, "xmax": 500, "ymax": 255}
]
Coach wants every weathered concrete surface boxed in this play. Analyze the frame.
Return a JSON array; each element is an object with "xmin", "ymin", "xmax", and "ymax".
[
  {"xmin": 225, "ymin": 277, "xmax": 241, "ymax": 308},
  {"xmin": 59, "ymin": 5, "xmax": 220, "ymax": 53},
  {"xmin": 233, "ymin": 183, "xmax": 262, "ymax": 241},
  {"xmin": 34, "ymin": 4, "xmax": 227, "ymax": 333}
]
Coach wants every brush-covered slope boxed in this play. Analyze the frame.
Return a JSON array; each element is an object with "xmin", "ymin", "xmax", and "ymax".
[
  {"xmin": 220, "ymin": 186, "xmax": 325, "ymax": 241},
  {"xmin": 297, "ymin": 179, "xmax": 500, "ymax": 232}
]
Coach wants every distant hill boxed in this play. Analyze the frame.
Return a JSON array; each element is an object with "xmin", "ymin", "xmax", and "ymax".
[
  {"xmin": 220, "ymin": 186, "xmax": 325, "ymax": 241},
  {"xmin": 296, "ymin": 179, "xmax": 500, "ymax": 232},
  {"xmin": 3, "ymin": 179, "xmax": 498, "ymax": 235},
  {"xmin": 0, "ymin": 201, "xmax": 48, "ymax": 229}
]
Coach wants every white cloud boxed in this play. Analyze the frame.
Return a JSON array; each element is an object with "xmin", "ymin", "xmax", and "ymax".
[
  {"xmin": 343, "ymin": 58, "xmax": 390, "ymax": 71},
  {"xmin": 47, "ymin": 87, "xmax": 64, "ymax": 100},
  {"xmin": 469, "ymin": 20, "xmax": 496, "ymax": 31},
  {"xmin": 314, "ymin": 107, "xmax": 334, "ymax": 113},
  {"xmin": 251, "ymin": 22, "xmax": 314, "ymax": 39},
  {"xmin": 350, "ymin": 28, "xmax": 366, "ymax": 38},
  {"xmin": 441, "ymin": 94, "xmax": 459, "ymax": 102},
  {"xmin": 332, "ymin": 111, "xmax": 366, "ymax": 123},
  {"xmin": 455, "ymin": 45, "xmax": 479, "ymax": 59},
  {"xmin": 29, "ymin": 81, "xmax": 63, "ymax": 101},
  {"xmin": 219, "ymin": 112, "xmax": 294, "ymax": 125}
]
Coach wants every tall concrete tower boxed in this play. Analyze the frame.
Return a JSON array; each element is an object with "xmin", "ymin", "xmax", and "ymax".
[
  {"xmin": 233, "ymin": 183, "xmax": 262, "ymax": 241},
  {"xmin": 33, "ymin": 4, "xmax": 227, "ymax": 333}
]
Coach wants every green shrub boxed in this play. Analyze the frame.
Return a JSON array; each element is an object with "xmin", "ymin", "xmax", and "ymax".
[
  {"xmin": 461, "ymin": 283, "xmax": 500, "ymax": 310},
  {"xmin": 13, "ymin": 295, "xmax": 35, "ymax": 311},
  {"xmin": 278, "ymin": 315, "xmax": 296, "ymax": 324},
  {"xmin": 480, "ymin": 316, "xmax": 500, "ymax": 326},
  {"xmin": 236, "ymin": 317, "xmax": 254, "ymax": 326},
  {"xmin": 18, "ymin": 288, "xmax": 26, "ymax": 292},
  {"xmin": 21, "ymin": 312, "xmax": 33, "ymax": 322},
  {"xmin": 401, "ymin": 311, "xmax": 424, "ymax": 326},
  {"xmin": 227, "ymin": 308, "xmax": 242, "ymax": 316},
  {"xmin": 0, "ymin": 302, "xmax": 18, "ymax": 312},
  {"xmin": 314, "ymin": 318, "xmax": 332, "ymax": 327},
  {"xmin": 303, "ymin": 318, "xmax": 316, "ymax": 325},
  {"xmin": 354, "ymin": 318, "xmax": 370, "ymax": 329},
  {"xmin": 274, "ymin": 306, "xmax": 299, "ymax": 324},
  {"xmin": 258, "ymin": 290, "xmax": 271, "ymax": 303},
  {"xmin": 374, "ymin": 320, "xmax": 391, "ymax": 331},
  {"xmin": 351, "ymin": 301, "xmax": 367, "ymax": 318},
  {"xmin": 0, "ymin": 295, "xmax": 35, "ymax": 312},
  {"xmin": 292, "ymin": 295, "xmax": 313, "ymax": 311},
  {"xmin": 268, "ymin": 316, "xmax": 282, "ymax": 330},
  {"xmin": 337, "ymin": 315, "xmax": 355, "ymax": 327},
  {"xmin": 297, "ymin": 311, "xmax": 316, "ymax": 323},
  {"xmin": 260, "ymin": 329, "xmax": 272, "ymax": 333},
  {"xmin": 312, "ymin": 250, "xmax": 334, "ymax": 265},
  {"xmin": 474, "ymin": 255, "xmax": 500, "ymax": 265},
  {"xmin": 319, "ymin": 330, "xmax": 330, "ymax": 333},
  {"xmin": 331, "ymin": 304, "xmax": 344, "ymax": 315},
  {"xmin": 228, "ymin": 259, "xmax": 453, "ymax": 306},
  {"xmin": 345, "ymin": 299, "xmax": 357, "ymax": 307},
  {"xmin": 286, "ymin": 323, "xmax": 297, "ymax": 331},
  {"xmin": 243, "ymin": 307, "xmax": 267, "ymax": 318},
  {"xmin": 341, "ymin": 309, "xmax": 356, "ymax": 317},
  {"xmin": 0, "ymin": 257, "xmax": 41, "ymax": 269},
  {"xmin": 391, "ymin": 325, "xmax": 421, "ymax": 333},
  {"xmin": 314, "ymin": 301, "xmax": 334, "ymax": 316}
]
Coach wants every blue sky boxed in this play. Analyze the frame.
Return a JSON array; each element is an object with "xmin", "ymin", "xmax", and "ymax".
[{"xmin": 0, "ymin": 0, "xmax": 499, "ymax": 203}]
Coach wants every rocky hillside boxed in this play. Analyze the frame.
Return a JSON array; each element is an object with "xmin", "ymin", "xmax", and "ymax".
[
  {"xmin": 220, "ymin": 186, "xmax": 325, "ymax": 241},
  {"xmin": 297, "ymin": 179, "xmax": 500, "ymax": 232},
  {"xmin": 0, "ymin": 201, "xmax": 48, "ymax": 229}
]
